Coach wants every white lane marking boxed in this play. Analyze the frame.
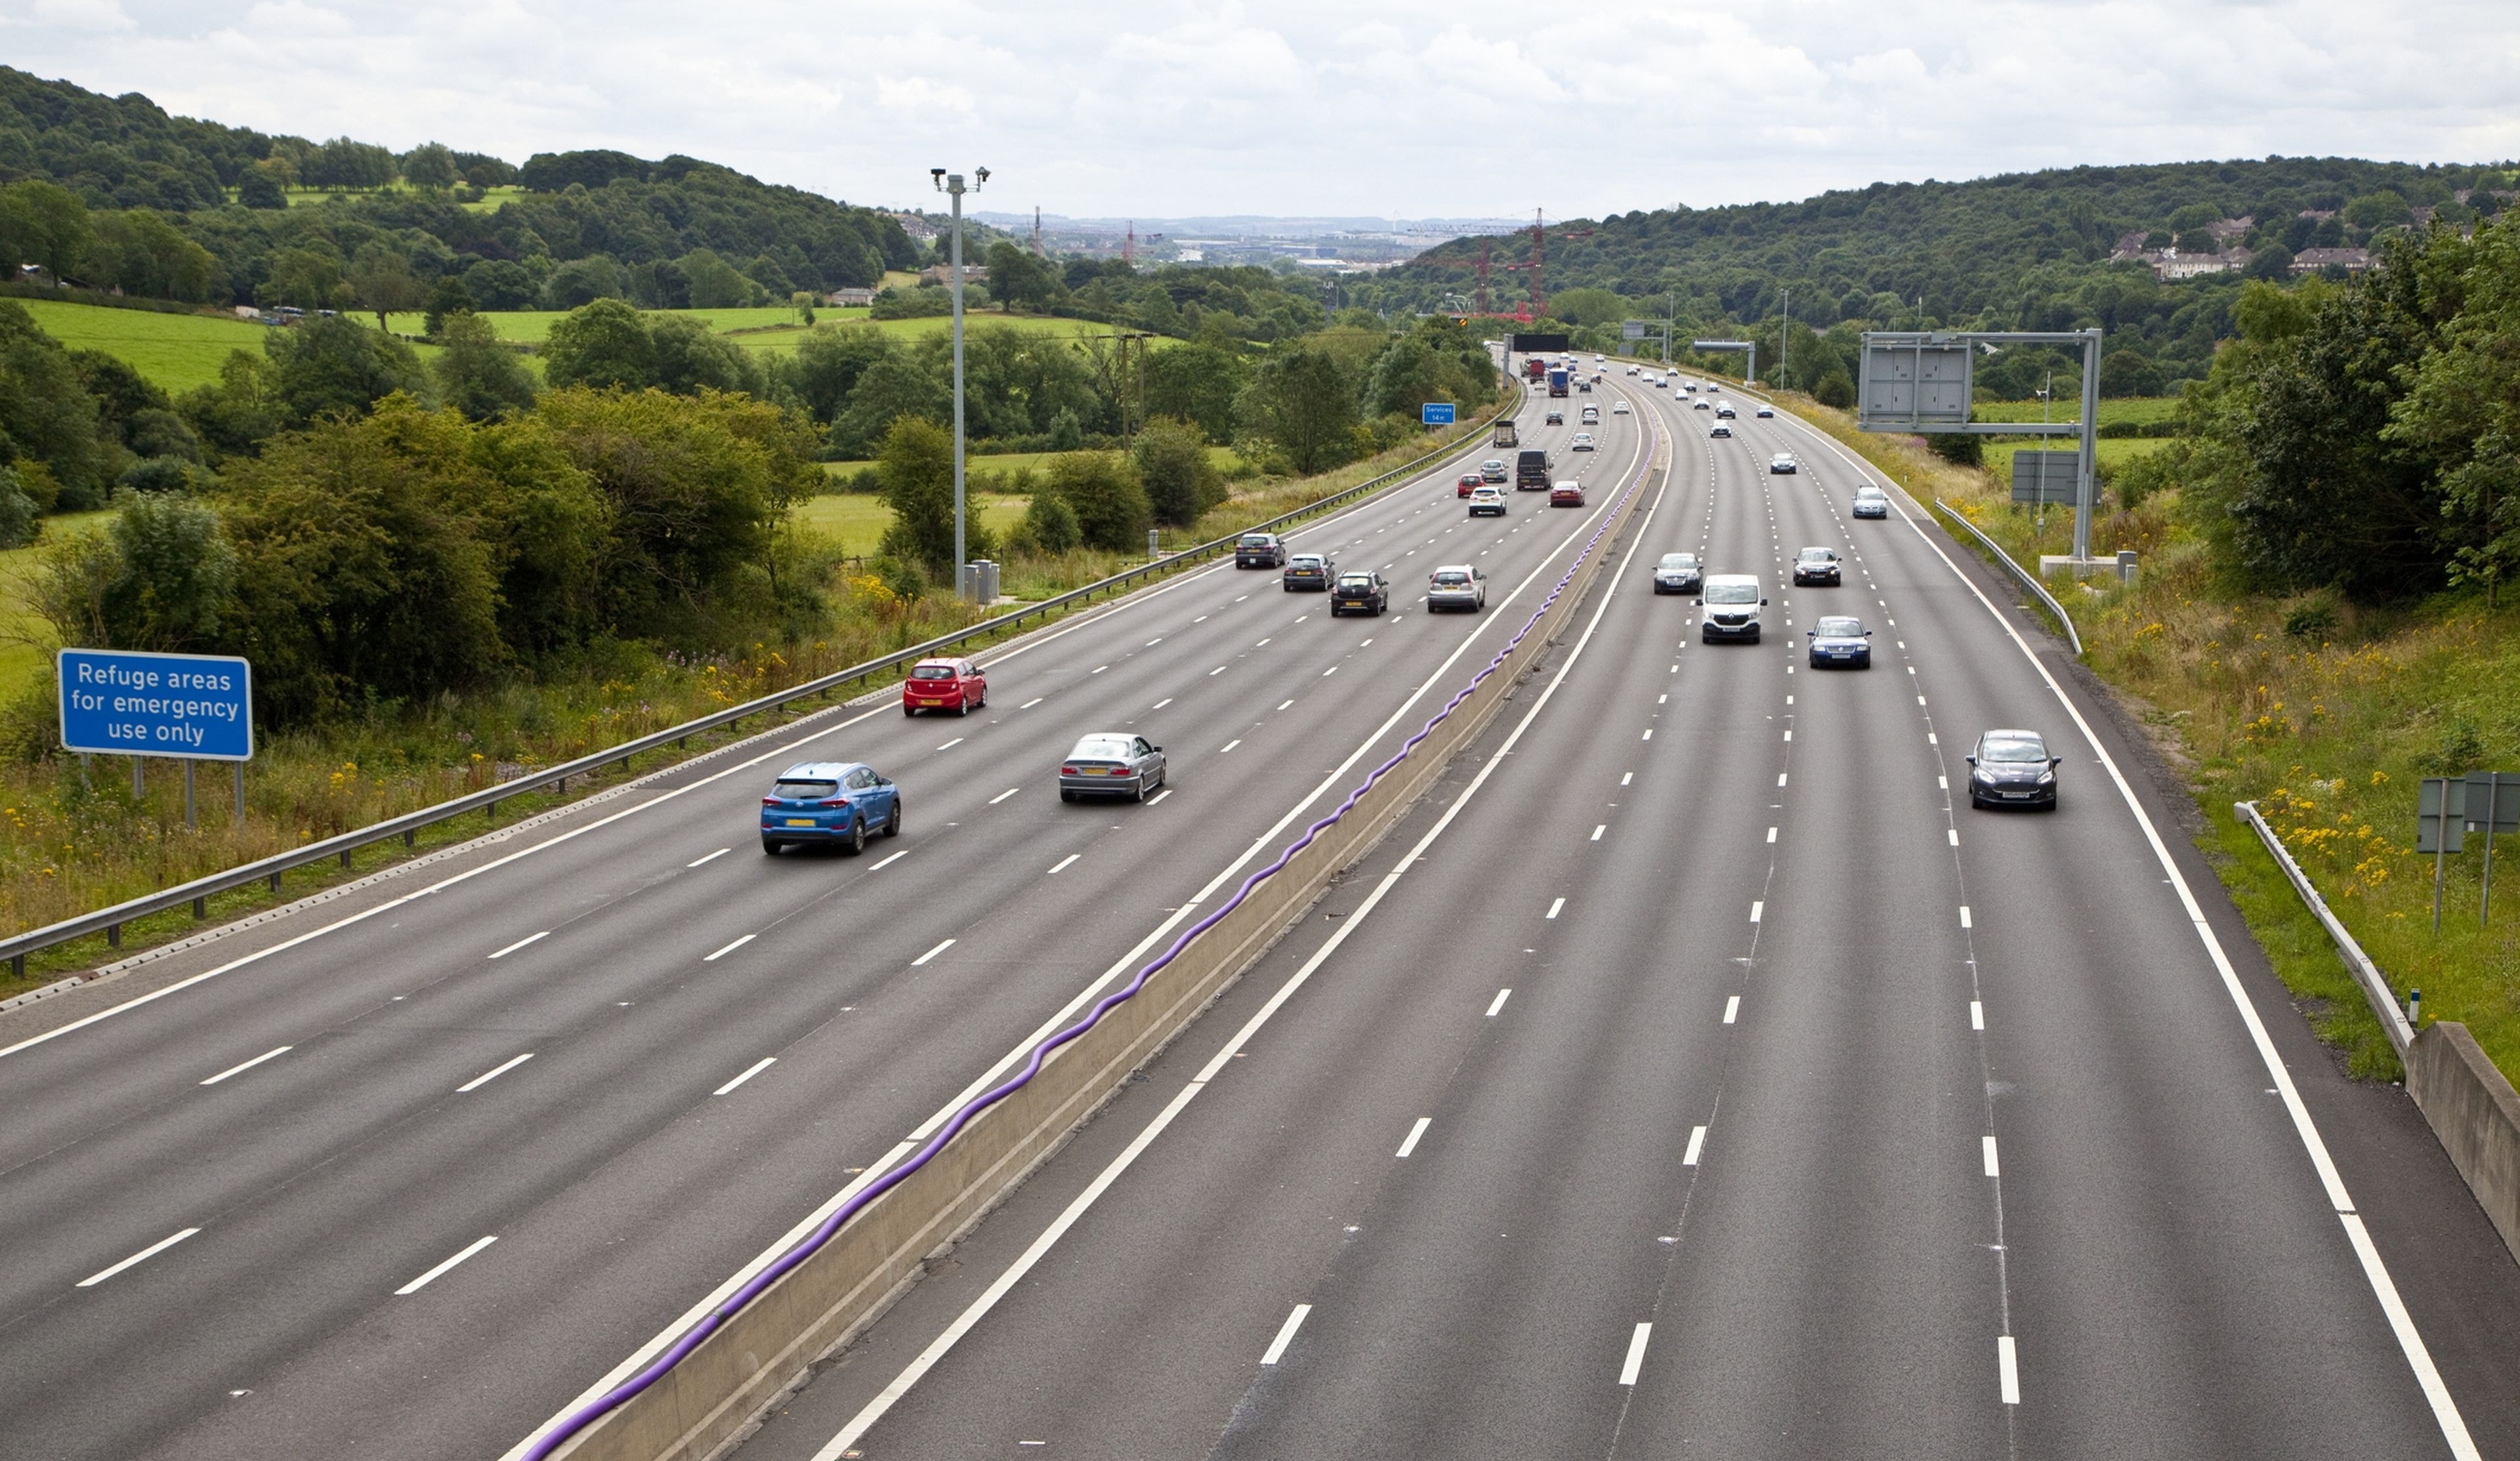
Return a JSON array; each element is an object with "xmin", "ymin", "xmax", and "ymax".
[
  {"xmin": 934, "ymin": 738, "xmax": 964, "ymax": 751},
  {"xmin": 1983, "ymin": 1135, "xmax": 2001, "ymax": 1176},
  {"xmin": 1220, "ymin": 739, "xmax": 1242, "ymax": 754},
  {"xmin": 1322, "ymin": 665, "xmax": 1337, "ymax": 676},
  {"xmin": 1545, "ymin": 897, "xmax": 1564, "ymax": 920},
  {"xmin": 1948, "ymin": 828, "xmax": 1960, "ymax": 846},
  {"xmin": 1682, "ymin": 1126, "xmax": 1707, "ymax": 1166},
  {"xmin": 1766, "ymin": 827, "xmax": 1778, "ymax": 843},
  {"xmin": 1145, "ymin": 638, "xmax": 1163, "ymax": 646},
  {"xmin": 1971, "ymin": 1000, "xmax": 1986, "ymax": 1031},
  {"xmin": 869, "ymin": 849, "xmax": 908, "ymax": 871},
  {"xmin": 77, "ymin": 1227, "xmax": 201, "ymax": 1287},
  {"xmin": 990, "ymin": 787, "xmax": 1020, "ymax": 804},
  {"xmin": 1091, "ymin": 665, "xmax": 1108, "ymax": 674},
  {"xmin": 1048, "ymin": 854, "xmax": 1081, "ymax": 875},
  {"xmin": 1020, "ymin": 697, "xmax": 1043, "ymax": 709},
  {"xmin": 1210, "ymin": 665, "xmax": 1228, "ymax": 676},
  {"xmin": 714, "ymin": 1058, "xmax": 777, "ymax": 1096},
  {"xmin": 1486, "ymin": 988, "xmax": 1512, "ymax": 1017},
  {"xmin": 686, "ymin": 848, "xmax": 729, "ymax": 868},
  {"xmin": 1749, "ymin": 901, "xmax": 1763, "ymax": 924},
  {"xmin": 1294, "ymin": 615, "xmax": 1309, "ymax": 623},
  {"xmin": 704, "ymin": 934, "xmax": 756, "ymax": 962},
  {"xmin": 395, "ymin": 1235, "xmax": 499, "ymax": 1296},
  {"xmin": 1261, "ymin": 1304, "xmax": 1312, "ymax": 1367},
  {"xmin": 1959, "ymin": 906, "xmax": 1973, "ymax": 929},
  {"xmin": 1776, "ymin": 772, "xmax": 1788, "ymax": 787},
  {"xmin": 1147, "ymin": 789, "xmax": 1174, "ymax": 805},
  {"xmin": 1998, "ymin": 1335, "xmax": 2021, "ymax": 1405},
  {"xmin": 1658, "ymin": 693, "xmax": 1668, "ymax": 704},
  {"xmin": 1276, "ymin": 699, "xmax": 1294, "ymax": 711},
  {"xmin": 1723, "ymin": 995, "xmax": 1740, "ymax": 1025},
  {"xmin": 912, "ymin": 938, "xmax": 956, "ymax": 967},
  {"xmin": 1620, "ymin": 772, "xmax": 1633, "ymax": 786},
  {"xmin": 1152, "ymin": 697, "xmax": 1174, "ymax": 709},
  {"xmin": 1928, "ymin": 732, "xmax": 1938, "ymax": 745},
  {"xmin": 457, "ymin": 1052, "xmax": 534, "ymax": 1092},
  {"xmin": 1360, "ymin": 638, "xmax": 1374, "ymax": 648},
  {"xmin": 200, "ymin": 1046, "xmax": 291, "ymax": 1086},
  {"xmin": 1620, "ymin": 1323, "xmax": 1654, "ymax": 1386},
  {"xmin": 1591, "ymin": 825, "xmax": 1606, "ymax": 841},
  {"xmin": 1396, "ymin": 1117, "xmax": 1431, "ymax": 1159},
  {"xmin": 1917, "ymin": 695, "xmax": 1926, "ymax": 706},
  {"xmin": 1193, "ymin": 616, "xmax": 1208, "ymax": 623},
  {"xmin": 1640, "ymin": 728, "xmax": 1652, "ymax": 741},
  {"xmin": 1782, "ymin": 730, "xmax": 1792, "ymax": 742}
]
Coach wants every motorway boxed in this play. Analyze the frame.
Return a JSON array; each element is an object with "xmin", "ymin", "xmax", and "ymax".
[
  {"xmin": 6, "ymin": 362, "xmax": 2520, "ymax": 1461},
  {"xmin": 0, "ymin": 372, "xmax": 1656, "ymax": 1460}
]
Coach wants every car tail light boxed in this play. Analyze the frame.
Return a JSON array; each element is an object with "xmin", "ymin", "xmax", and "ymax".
[
  {"xmin": 761, "ymin": 796, "xmax": 780, "ymax": 806},
  {"xmin": 1062, "ymin": 764, "xmax": 1081, "ymax": 776}
]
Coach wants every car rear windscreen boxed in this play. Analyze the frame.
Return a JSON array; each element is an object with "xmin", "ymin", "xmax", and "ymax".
[
  {"xmin": 1705, "ymin": 583, "xmax": 1757, "ymax": 604},
  {"xmin": 1434, "ymin": 572, "xmax": 1470, "ymax": 586},
  {"xmin": 911, "ymin": 665, "xmax": 956, "ymax": 679},
  {"xmin": 772, "ymin": 779, "xmax": 838, "ymax": 799}
]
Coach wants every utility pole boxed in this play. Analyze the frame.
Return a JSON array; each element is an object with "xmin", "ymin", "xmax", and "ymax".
[
  {"xmin": 932, "ymin": 165, "xmax": 988, "ymax": 598},
  {"xmin": 1779, "ymin": 285, "xmax": 1790, "ymax": 390}
]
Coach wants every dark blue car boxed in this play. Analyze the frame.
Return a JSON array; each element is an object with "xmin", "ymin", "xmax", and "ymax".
[
  {"xmin": 761, "ymin": 761, "xmax": 900, "ymax": 855},
  {"xmin": 1806, "ymin": 615, "xmax": 1872, "ymax": 669}
]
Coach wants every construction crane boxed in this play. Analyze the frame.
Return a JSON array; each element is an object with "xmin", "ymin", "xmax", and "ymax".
[{"xmin": 1414, "ymin": 214, "xmax": 1596, "ymax": 321}]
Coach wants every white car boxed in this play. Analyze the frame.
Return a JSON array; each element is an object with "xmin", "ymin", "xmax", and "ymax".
[
  {"xmin": 1852, "ymin": 485, "xmax": 1891, "ymax": 519},
  {"xmin": 1467, "ymin": 485, "xmax": 1507, "ymax": 517},
  {"xmin": 1769, "ymin": 453, "xmax": 1799, "ymax": 475},
  {"xmin": 1612, "ymin": 400, "xmax": 1631, "ymax": 414},
  {"xmin": 1427, "ymin": 564, "xmax": 1487, "ymax": 612},
  {"xmin": 1710, "ymin": 424, "xmax": 1731, "ymax": 438},
  {"xmin": 1755, "ymin": 405, "xmax": 1776, "ymax": 418},
  {"xmin": 1570, "ymin": 432, "xmax": 1597, "ymax": 451},
  {"xmin": 1627, "ymin": 365, "xmax": 1641, "ymax": 375},
  {"xmin": 1715, "ymin": 403, "xmax": 1736, "ymax": 419}
]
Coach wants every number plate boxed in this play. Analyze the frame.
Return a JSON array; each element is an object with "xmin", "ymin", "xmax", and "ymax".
[{"xmin": 786, "ymin": 818, "xmax": 814, "ymax": 826}]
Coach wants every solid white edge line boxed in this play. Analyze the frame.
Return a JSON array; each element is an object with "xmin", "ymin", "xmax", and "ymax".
[
  {"xmin": 1682, "ymin": 1125, "xmax": 1707, "ymax": 1166},
  {"xmin": 1396, "ymin": 1117, "xmax": 1431, "ymax": 1159},
  {"xmin": 75, "ymin": 1226, "xmax": 200, "ymax": 1287},
  {"xmin": 456, "ymin": 1052, "xmax": 533, "ymax": 1092},
  {"xmin": 911, "ymin": 938, "xmax": 956, "ymax": 967},
  {"xmin": 1783, "ymin": 407, "xmax": 2480, "ymax": 1456},
  {"xmin": 1998, "ymin": 1334, "xmax": 2021, "ymax": 1405},
  {"xmin": 200, "ymin": 1044, "xmax": 291, "ymax": 1086},
  {"xmin": 1259, "ymin": 1303, "xmax": 1312, "ymax": 1367},
  {"xmin": 1486, "ymin": 988, "xmax": 1511, "ymax": 1017},
  {"xmin": 801, "ymin": 410, "xmax": 1665, "ymax": 1461},
  {"xmin": 704, "ymin": 934, "xmax": 756, "ymax": 962},
  {"xmin": 713, "ymin": 1057, "xmax": 777, "ymax": 1096},
  {"xmin": 1620, "ymin": 1322, "xmax": 1653, "ymax": 1386},
  {"xmin": 487, "ymin": 930, "xmax": 549, "ymax": 960},
  {"xmin": 394, "ymin": 1234, "xmax": 499, "ymax": 1296}
]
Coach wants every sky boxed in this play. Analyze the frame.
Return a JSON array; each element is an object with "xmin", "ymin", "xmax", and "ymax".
[{"xmin": 5, "ymin": 0, "xmax": 2517, "ymax": 219}]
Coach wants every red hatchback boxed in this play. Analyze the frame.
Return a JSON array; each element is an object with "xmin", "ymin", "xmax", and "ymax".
[
  {"xmin": 903, "ymin": 657, "xmax": 986, "ymax": 716},
  {"xmin": 1457, "ymin": 472, "xmax": 1484, "ymax": 497}
]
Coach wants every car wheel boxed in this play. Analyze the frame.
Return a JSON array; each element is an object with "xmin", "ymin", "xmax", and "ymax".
[
  {"xmin": 761, "ymin": 838, "xmax": 782, "ymax": 855},
  {"xmin": 903, "ymin": 703, "xmax": 916, "ymax": 717},
  {"xmin": 1060, "ymin": 789, "xmax": 1077, "ymax": 804},
  {"xmin": 846, "ymin": 816, "xmax": 868, "ymax": 855},
  {"xmin": 885, "ymin": 801, "xmax": 902, "ymax": 837},
  {"xmin": 1133, "ymin": 776, "xmax": 1149, "ymax": 804}
]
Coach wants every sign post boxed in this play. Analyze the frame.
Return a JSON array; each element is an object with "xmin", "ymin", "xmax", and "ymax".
[
  {"xmin": 2466, "ymin": 772, "xmax": 2520, "ymax": 924},
  {"xmin": 2420, "ymin": 777, "xmax": 2467, "ymax": 932},
  {"xmin": 58, "ymin": 648, "xmax": 254, "ymax": 830}
]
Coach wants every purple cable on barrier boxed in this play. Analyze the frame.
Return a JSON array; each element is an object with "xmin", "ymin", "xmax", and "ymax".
[{"xmin": 521, "ymin": 413, "xmax": 1663, "ymax": 1460}]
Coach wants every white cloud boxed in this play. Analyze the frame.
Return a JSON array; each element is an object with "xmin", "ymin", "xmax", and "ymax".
[{"xmin": 1, "ymin": 0, "xmax": 2513, "ymax": 215}]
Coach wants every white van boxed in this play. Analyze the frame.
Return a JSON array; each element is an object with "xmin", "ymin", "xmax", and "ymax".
[{"xmin": 1699, "ymin": 575, "xmax": 1765, "ymax": 642}]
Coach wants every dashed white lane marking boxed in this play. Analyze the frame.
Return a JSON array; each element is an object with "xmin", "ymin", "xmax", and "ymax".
[
  {"xmin": 395, "ymin": 1235, "xmax": 498, "ymax": 1296},
  {"xmin": 1486, "ymin": 988, "xmax": 1512, "ymax": 1017},
  {"xmin": 1396, "ymin": 1117, "xmax": 1432, "ymax": 1159},
  {"xmin": 1723, "ymin": 995, "xmax": 1740, "ymax": 1025},
  {"xmin": 1210, "ymin": 665, "xmax": 1228, "ymax": 676},
  {"xmin": 1322, "ymin": 665, "xmax": 1338, "ymax": 677},
  {"xmin": 1091, "ymin": 666, "xmax": 1108, "ymax": 674},
  {"xmin": 934, "ymin": 738, "xmax": 964, "ymax": 751},
  {"xmin": 1929, "ymin": 732, "xmax": 1939, "ymax": 745},
  {"xmin": 713, "ymin": 1057, "xmax": 777, "ymax": 1096},
  {"xmin": 1152, "ymin": 697, "xmax": 1174, "ymax": 710},
  {"xmin": 1620, "ymin": 772, "xmax": 1633, "ymax": 786},
  {"xmin": 1257, "ymin": 638, "xmax": 1271, "ymax": 647},
  {"xmin": 1146, "ymin": 638, "xmax": 1163, "ymax": 646},
  {"xmin": 1960, "ymin": 906, "xmax": 1973, "ymax": 928},
  {"xmin": 1971, "ymin": 1000, "xmax": 1986, "ymax": 1031},
  {"xmin": 457, "ymin": 1052, "xmax": 534, "ymax": 1092},
  {"xmin": 1766, "ymin": 827, "xmax": 1778, "ymax": 843},
  {"xmin": 1917, "ymin": 695, "xmax": 1927, "ymax": 706},
  {"xmin": 1749, "ymin": 901, "xmax": 1763, "ymax": 923},
  {"xmin": 1641, "ymin": 728, "xmax": 1653, "ymax": 741},
  {"xmin": 1048, "ymin": 854, "xmax": 1081, "ymax": 875},
  {"xmin": 1620, "ymin": 1323, "xmax": 1654, "ymax": 1386},
  {"xmin": 912, "ymin": 938, "xmax": 956, "ymax": 967},
  {"xmin": 1983, "ymin": 1135, "xmax": 2001, "ymax": 1176},
  {"xmin": 1018, "ymin": 697, "xmax": 1043, "ymax": 709},
  {"xmin": 1276, "ymin": 699, "xmax": 1294, "ymax": 711},
  {"xmin": 704, "ymin": 935, "xmax": 755, "ymax": 962},
  {"xmin": 1545, "ymin": 897, "xmax": 1565, "ymax": 920},
  {"xmin": 77, "ymin": 1227, "xmax": 200, "ymax": 1287},
  {"xmin": 1591, "ymin": 825, "xmax": 1606, "ymax": 841},
  {"xmin": 989, "ymin": 787, "xmax": 1020, "ymax": 804},
  {"xmin": 1683, "ymin": 1125, "xmax": 1708, "ymax": 1165},
  {"xmin": 870, "ymin": 848, "xmax": 908, "ymax": 869},
  {"xmin": 201, "ymin": 1046, "xmax": 292, "ymax": 1086},
  {"xmin": 488, "ymin": 931, "xmax": 549, "ymax": 960},
  {"xmin": 1147, "ymin": 788, "xmax": 1174, "ymax": 805},
  {"xmin": 1220, "ymin": 740, "xmax": 1243, "ymax": 754},
  {"xmin": 1776, "ymin": 772, "xmax": 1788, "ymax": 787},
  {"xmin": 686, "ymin": 848, "xmax": 729, "ymax": 868},
  {"xmin": 1999, "ymin": 1335, "xmax": 2021, "ymax": 1404},
  {"xmin": 1783, "ymin": 730, "xmax": 1792, "ymax": 742},
  {"xmin": 1261, "ymin": 1304, "xmax": 1311, "ymax": 1366},
  {"xmin": 1948, "ymin": 828, "xmax": 1960, "ymax": 846}
]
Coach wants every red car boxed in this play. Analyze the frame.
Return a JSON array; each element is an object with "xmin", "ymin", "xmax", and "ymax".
[
  {"xmin": 903, "ymin": 656, "xmax": 986, "ymax": 716},
  {"xmin": 1457, "ymin": 472, "xmax": 1484, "ymax": 497},
  {"xmin": 1549, "ymin": 482, "xmax": 1586, "ymax": 507}
]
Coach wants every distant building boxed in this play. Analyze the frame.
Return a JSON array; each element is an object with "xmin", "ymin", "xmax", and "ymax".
[
  {"xmin": 919, "ymin": 264, "xmax": 988, "ymax": 286},
  {"xmin": 2205, "ymin": 215, "xmax": 2254, "ymax": 243},
  {"xmin": 2149, "ymin": 246, "xmax": 2252, "ymax": 280},
  {"xmin": 889, "ymin": 212, "xmax": 939, "ymax": 243},
  {"xmin": 826, "ymin": 287, "xmax": 876, "ymax": 307},
  {"xmin": 2290, "ymin": 247, "xmax": 2374, "ymax": 274},
  {"xmin": 2298, "ymin": 208, "xmax": 2339, "ymax": 222},
  {"xmin": 2110, "ymin": 230, "xmax": 2151, "ymax": 260}
]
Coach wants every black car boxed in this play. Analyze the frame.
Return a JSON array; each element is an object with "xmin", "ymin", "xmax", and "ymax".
[
  {"xmin": 1791, "ymin": 546, "xmax": 1843, "ymax": 586},
  {"xmin": 1651, "ymin": 552, "xmax": 1702, "ymax": 594},
  {"xmin": 1236, "ymin": 532, "xmax": 1288, "ymax": 569},
  {"xmin": 1283, "ymin": 554, "xmax": 1334, "ymax": 590},
  {"xmin": 1967, "ymin": 730, "xmax": 2061, "ymax": 810},
  {"xmin": 1330, "ymin": 571, "xmax": 1390, "ymax": 617}
]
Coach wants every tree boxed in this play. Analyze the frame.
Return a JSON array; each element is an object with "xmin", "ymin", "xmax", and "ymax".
[
  {"xmin": 1548, "ymin": 287, "xmax": 1628, "ymax": 327},
  {"xmin": 649, "ymin": 314, "xmax": 767, "ymax": 397},
  {"xmin": 238, "ymin": 170, "xmax": 287, "ymax": 209},
  {"xmin": 462, "ymin": 258, "xmax": 539, "ymax": 310},
  {"xmin": 266, "ymin": 315, "xmax": 429, "ymax": 426},
  {"xmin": 0, "ymin": 466, "xmax": 35, "ymax": 548},
  {"xmin": 176, "ymin": 349, "xmax": 287, "ymax": 462},
  {"xmin": 1015, "ymin": 489, "xmax": 1080, "ymax": 554},
  {"xmin": 432, "ymin": 312, "xmax": 539, "ymax": 421},
  {"xmin": 402, "ymin": 142, "xmax": 461, "ymax": 190},
  {"xmin": 541, "ymin": 255, "xmax": 628, "ymax": 310},
  {"xmin": 875, "ymin": 415, "xmax": 958, "ymax": 576},
  {"xmin": 1813, "ymin": 369, "xmax": 1857, "ymax": 408},
  {"xmin": 984, "ymin": 240, "xmax": 1059, "ymax": 310},
  {"xmin": 348, "ymin": 241, "xmax": 425, "ymax": 332},
  {"xmin": 0, "ymin": 300, "xmax": 106, "ymax": 508},
  {"xmin": 86, "ymin": 209, "xmax": 217, "ymax": 301},
  {"xmin": 681, "ymin": 249, "xmax": 757, "ymax": 309},
  {"xmin": 1045, "ymin": 451, "xmax": 1150, "ymax": 551},
  {"xmin": 1143, "ymin": 339, "xmax": 1246, "ymax": 444},
  {"xmin": 2244, "ymin": 244, "xmax": 2294, "ymax": 280},
  {"xmin": 1133, "ymin": 417, "xmax": 1223, "ymax": 527},
  {"xmin": 100, "ymin": 492, "xmax": 240, "ymax": 649},
  {"xmin": 2387, "ymin": 217, "xmax": 2520, "ymax": 599},
  {"xmin": 1238, "ymin": 347, "xmax": 1356, "ymax": 474},
  {"xmin": 773, "ymin": 325, "xmax": 892, "ymax": 426},
  {"xmin": 831, "ymin": 352, "xmax": 950, "ymax": 457},
  {"xmin": 543, "ymin": 298, "xmax": 659, "ymax": 391},
  {"xmin": 423, "ymin": 276, "xmax": 478, "ymax": 337},
  {"xmin": 2342, "ymin": 190, "xmax": 2412, "ymax": 230},
  {"xmin": 0, "ymin": 180, "xmax": 94, "ymax": 282},
  {"xmin": 1363, "ymin": 335, "xmax": 1447, "ymax": 420},
  {"xmin": 2098, "ymin": 347, "xmax": 2163, "ymax": 397},
  {"xmin": 257, "ymin": 247, "xmax": 352, "ymax": 311}
]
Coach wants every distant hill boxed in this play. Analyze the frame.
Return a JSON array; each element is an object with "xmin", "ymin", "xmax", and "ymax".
[{"xmin": 1368, "ymin": 156, "xmax": 2515, "ymax": 388}]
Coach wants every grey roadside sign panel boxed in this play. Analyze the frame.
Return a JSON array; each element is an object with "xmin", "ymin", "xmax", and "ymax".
[
  {"xmin": 1860, "ymin": 337, "xmax": 1973, "ymax": 426},
  {"xmin": 58, "ymin": 648, "xmax": 253, "ymax": 760},
  {"xmin": 2418, "ymin": 777, "xmax": 2466, "ymax": 854},
  {"xmin": 2465, "ymin": 772, "xmax": 2520, "ymax": 833},
  {"xmin": 2011, "ymin": 449, "xmax": 2084, "ymax": 504},
  {"xmin": 1622, "ymin": 319, "xmax": 1647, "ymax": 339}
]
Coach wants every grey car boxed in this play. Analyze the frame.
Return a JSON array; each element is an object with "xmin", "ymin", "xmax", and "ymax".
[
  {"xmin": 1426, "ymin": 564, "xmax": 1487, "ymax": 612},
  {"xmin": 1966, "ymin": 729, "xmax": 2061, "ymax": 810},
  {"xmin": 1852, "ymin": 485, "xmax": 1891, "ymax": 519},
  {"xmin": 1651, "ymin": 552, "xmax": 1702, "ymax": 594},
  {"xmin": 1060, "ymin": 733, "xmax": 1167, "ymax": 803}
]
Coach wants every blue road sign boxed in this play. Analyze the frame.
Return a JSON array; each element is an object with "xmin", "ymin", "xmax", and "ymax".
[
  {"xmin": 58, "ymin": 648, "xmax": 253, "ymax": 760},
  {"xmin": 1421, "ymin": 402, "xmax": 1456, "ymax": 425}
]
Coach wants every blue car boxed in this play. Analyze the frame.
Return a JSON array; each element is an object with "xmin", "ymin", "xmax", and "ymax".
[
  {"xmin": 1806, "ymin": 615, "xmax": 1873, "ymax": 669},
  {"xmin": 761, "ymin": 761, "xmax": 900, "ymax": 854}
]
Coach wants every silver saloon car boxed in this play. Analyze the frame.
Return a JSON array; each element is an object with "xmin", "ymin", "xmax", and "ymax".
[{"xmin": 1060, "ymin": 733, "xmax": 1167, "ymax": 803}]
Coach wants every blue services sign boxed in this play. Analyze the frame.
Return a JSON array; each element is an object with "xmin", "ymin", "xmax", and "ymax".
[
  {"xmin": 1421, "ymin": 402, "xmax": 1456, "ymax": 425},
  {"xmin": 58, "ymin": 649, "xmax": 253, "ymax": 760}
]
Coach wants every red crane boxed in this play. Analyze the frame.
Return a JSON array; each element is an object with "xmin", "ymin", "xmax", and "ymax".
[{"xmin": 1416, "ymin": 214, "xmax": 1597, "ymax": 321}]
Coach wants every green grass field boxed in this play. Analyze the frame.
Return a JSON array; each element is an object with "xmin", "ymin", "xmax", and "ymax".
[
  {"xmin": 370, "ymin": 306, "xmax": 1103, "ymax": 357},
  {"xmin": 12, "ymin": 300, "xmax": 280, "ymax": 393},
  {"xmin": 1982, "ymin": 435, "xmax": 2172, "ymax": 479},
  {"xmin": 1970, "ymin": 397, "xmax": 2182, "ymax": 427},
  {"xmin": 790, "ymin": 493, "xmax": 1029, "ymax": 557},
  {"xmin": 820, "ymin": 445, "xmax": 1241, "ymax": 482},
  {"xmin": 0, "ymin": 510, "xmax": 111, "ymax": 699}
]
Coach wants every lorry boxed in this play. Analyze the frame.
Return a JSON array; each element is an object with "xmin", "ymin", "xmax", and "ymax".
[
  {"xmin": 1547, "ymin": 367, "xmax": 1569, "ymax": 398},
  {"xmin": 1515, "ymin": 448, "xmax": 1551, "ymax": 491},
  {"xmin": 1524, "ymin": 358, "xmax": 1547, "ymax": 383},
  {"xmin": 1492, "ymin": 419, "xmax": 1518, "ymax": 447}
]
